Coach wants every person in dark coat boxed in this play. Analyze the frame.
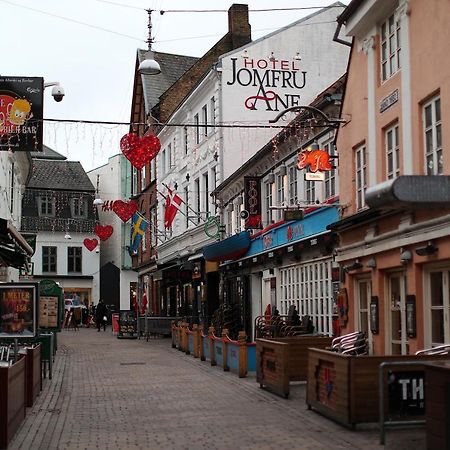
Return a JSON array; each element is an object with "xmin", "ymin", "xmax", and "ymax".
[{"xmin": 95, "ymin": 299, "xmax": 107, "ymax": 332}]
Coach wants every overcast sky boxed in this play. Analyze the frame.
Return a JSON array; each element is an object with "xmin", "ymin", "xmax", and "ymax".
[{"xmin": 1, "ymin": 0, "xmax": 349, "ymax": 171}]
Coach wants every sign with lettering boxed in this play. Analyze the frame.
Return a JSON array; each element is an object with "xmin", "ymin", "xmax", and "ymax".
[
  {"xmin": 0, "ymin": 77, "xmax": 43, "ymax": 152},
  {"xmin": 388, "ymin": 370, "xmax": 425, "ymax": 419},
  {"xmin": 226, "ymin": 57, "xmax": 307, "ymax": 112},
  {"xmin": 0, "ymin": 283, "xmax": 38, "ymax": 337},
  {"xmin": 244, "ymin": 176, "xmax": 262, "ymax": 229},
  {"xmin": 380, "ymin": 89, "xmax": 399, "ymax": 113}
]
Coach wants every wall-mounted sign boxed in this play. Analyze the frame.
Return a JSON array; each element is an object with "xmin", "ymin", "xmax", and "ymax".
[
  {"xmin": 305, "ymin": 172, "xmax": 325, "ymax": 181},
  {"xmin": 388, "ymin": 370, "xmax": 425, "ymax": 419},
  {"xmin": 298, "ymin": 147, "xmax": 333, "ymax": 173},
  {"xmin": 0, "ymin": 77, "xmax": 43, "ymax": 152},
  {"xmin": 226, "ymin": 58, "xmax": 307, "ymax": 112},
  {"xmin": 283, "ymin": 210, "xmax": 304, "ymax": 221},
  {"xmin": 370, "ymin": 296, "xmax": 379, "ymax": 334},
  {"xmin": 0, "ymin": 282, "xmax": 38, "ymax": 337},
  {"xmin": 244, "ymin": 176, "xmax": 262, "ymax": 229},
  {"xmin": 380, "ymin": 89, "xmax": 399, "ymax": 113}
]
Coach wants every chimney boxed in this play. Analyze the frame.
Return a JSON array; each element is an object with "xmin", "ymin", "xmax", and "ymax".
[{"xmin": 228, "ymin": 4, "xmax": 251, "ymax": 49}]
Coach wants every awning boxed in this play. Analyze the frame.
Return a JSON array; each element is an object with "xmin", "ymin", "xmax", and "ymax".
[{"xmin": 0, "ymin": 219, "xmax": 34, "ymax": 269}]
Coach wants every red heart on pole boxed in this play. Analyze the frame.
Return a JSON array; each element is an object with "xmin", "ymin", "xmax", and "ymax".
[
  {"xmin": 83, "ymin": 238, "xmax": 99, "ymax": 252},
  {"xmin": 94, "ymin": 225, "xmax": 113, "ymax": 241},
  {"xmin": 120, "ymin": 133, "xmax": 161, "ymax": 169},
  {"xmin": 112, "ymin": 200, "xmax": 138, "ymax": 222}
]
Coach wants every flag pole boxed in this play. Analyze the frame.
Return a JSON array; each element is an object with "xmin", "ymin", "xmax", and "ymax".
[{"xmin": 157, "ymin": 186, "xmax": 200, "ymax": 228}]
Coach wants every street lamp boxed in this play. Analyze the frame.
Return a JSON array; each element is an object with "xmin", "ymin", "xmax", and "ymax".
[{"xmin": 138, "ymin": 9, "xmax": 161, "ymax": 76}]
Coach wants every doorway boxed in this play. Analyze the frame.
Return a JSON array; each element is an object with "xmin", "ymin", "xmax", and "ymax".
[{"xmin": 387, "ymin": 272, "xmax": 408, "ymax": 355}]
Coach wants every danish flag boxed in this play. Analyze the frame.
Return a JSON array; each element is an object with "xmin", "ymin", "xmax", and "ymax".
[{"xmin": 164, "ymin": 187, "xmax": 182, "ymax": 229}]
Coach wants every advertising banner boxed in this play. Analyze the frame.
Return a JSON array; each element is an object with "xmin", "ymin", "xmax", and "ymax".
[
  {"xmin": 0, "ymin": 283, "xmax": 38, "ymax": 337},
  {"xmin": 244, "ymin": 176, "xmax": 262, "ymax": 229},
  {"xmin": 0, "ymin": 76, "xmax": 44, "ymax": 152}
]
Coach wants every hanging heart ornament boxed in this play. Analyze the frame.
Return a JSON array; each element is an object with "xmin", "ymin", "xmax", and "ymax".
[
  {"xmin": 112, "ymin": 200, "xmax": 138, "ymax": 222},
  {"xmin": 83, "ymin": 238, "xmax": 99, "ymax": 251},
  {"xmin": 120, "ymin": 133, "xmax": 161, "ymax": 169},
  {"xmin": 94, "ymin": 224, "xmax": 114, "ymax": 241}
]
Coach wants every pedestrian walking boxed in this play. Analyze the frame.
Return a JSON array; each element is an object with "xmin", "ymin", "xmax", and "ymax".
[{"xmin": 95, "ymin": 299, "xmax": 108, "ymax": 332}]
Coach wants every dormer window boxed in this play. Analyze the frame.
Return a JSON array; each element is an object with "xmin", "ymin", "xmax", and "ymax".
[
  {"xmin": 71, "ymin": 197, "xmax": 87, "ymax": 218},
  {"xmin": 39, "ymin": 195, "xmax": 55, "ymax": 217}
]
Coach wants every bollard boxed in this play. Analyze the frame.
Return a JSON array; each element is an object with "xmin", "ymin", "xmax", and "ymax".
[
  {"xmin": 209, "ymin": 326, "xmax": 216, "ymax": 366},
  {"xmin": 177, "ymin": 322, "xmax": 183, "ymax": 351},
  {"xmin": 193, "ymin": 324, "xmax": 198, "ymax": 358},
  {"xmin": 184, "ymin": 324, "xmax": 191, "ymax": 355},
  {"xmin": 238, "ymin": 331, "xmax": 248, "ymax": 378},
  {"xmin": 222, "ymin": 329, "xmax": 230, "ymax": 372},
  {"xmin": 199, "ymin": 325, "xmax": 205, "ymax": 361}
]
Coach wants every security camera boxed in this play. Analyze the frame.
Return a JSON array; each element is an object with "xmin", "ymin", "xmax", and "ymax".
[
  {"xmin": 95, "ymin": 247, "xmax": 100, "ymax": 254},
  {"xmin": 51, "ymin": 85, "xmax": 65, "ymax": 102}
]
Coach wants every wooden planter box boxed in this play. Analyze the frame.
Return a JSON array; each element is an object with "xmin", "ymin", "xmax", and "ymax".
[
  {"xmin": 25, "ymin": 345, "xmax": 41, "ymax": 407},
  {"xmin": 425, "ymin": 362, "xmax": 450, "ymax": 449},
  {"xmin": 0, "ymin": 356, "xmax": 26, "ymax": 449},
  {"xmin": 256, "ymin": 336, "xmax": 333, "ymax": 398},
  {"xmin": 306, "ymin": 348, "xmax": 450, "ymax": 428}
]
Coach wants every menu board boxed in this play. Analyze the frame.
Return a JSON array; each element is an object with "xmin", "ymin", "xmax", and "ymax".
[
  {"xmin": 39, "ymin": 296, "xmax": 58, "ymax": 328},
  {"xmin": 0, "ymin": 283, "xmax": 38, "ymax": 337}
]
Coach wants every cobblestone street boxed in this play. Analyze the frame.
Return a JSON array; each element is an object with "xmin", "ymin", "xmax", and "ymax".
[{"xmin": 10, "ymin": 329, "xmax": 426, "ymax": 450}]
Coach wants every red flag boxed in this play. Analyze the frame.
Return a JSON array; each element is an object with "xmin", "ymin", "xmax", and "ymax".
[
  {"xmin": 164, "ymin": 188, "xmax": 182, "ymax": 228},
  {"xmin": 141, "ymin": 292, "xmax": 148, "ymax": 315}
]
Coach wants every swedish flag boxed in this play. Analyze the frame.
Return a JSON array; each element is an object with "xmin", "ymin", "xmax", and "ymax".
[{"xmin": 128, "ymin": 212, "xmax": 149, "ymax": 255}]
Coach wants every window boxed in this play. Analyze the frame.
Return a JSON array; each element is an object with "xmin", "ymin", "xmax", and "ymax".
[
  {"xmin": 265, "ymin": 182, "xmax": 273, "ymax": 224},
  {"xmin": 71, "ymin": 197, "xmax": 87, "ymax": 218},
  {"xmin": 210, "ymin": 167, "xmax": 217, "ymax": 212},
  {"xmin": 227, "ymin": 208, "xmax": 233, "ymax": 235},
  {"xmin": 423, "ymin": 96, "xmax": 442, "ymax": 175},
  {"xmin": 142, "ymin": 229, "xmax": 146, "ymax": 251},
  {"xmin": 210, "ymin": 97, "xmax": 216, "ymax": 130},
  {"xmin": 385, "ymin": 123, "xmax": 400, "ymax": 179},
  {"xmin": 194, "ymin": 114, "xmax": 200, "ymax": 144},
  {"xmin": 140, "ymin": 166, "xmax": 146, "ymax": 190},
  {"xmin": 276, "ymin": 174, "xmax": 283, "ymax": 221},
  {"xmin": 42, "ymin": 246, "xmax": 57, "ymax": 273},
  {"xmin": 323, "ymin": 141, "xmax": 336, "ymax": 198},
  {"xmin": 381, "ymin": 13, "xmax": 401, "ymax": 82},
  {"xmin": 132, "ymin": 167, "xmax": 138, "ymax": 196},
  {"xmin": 203, "ymin": 172, "xmax": 209, "ymax": 215},
  {"xmin": 39, "ymin": 195, "xmax": 55, "ymax": 217},
  {"xmin": 167, "ymin": 143, "xmax": 172, "ymax": 169},
  {"xmin": 305, "ymin": 180, "xmax": 315, "ymax": 204},
  {"xmin": 161, "ymin": 149, "xmax": 166, "ymax": 175},
  {"xmin": 194, "ymin": 178, "xmax": 200, "ymax": 224},
  {"xmin": 355, "ymin": 145, "xmax": 367, "ymax": 210},
  {"xmin": 150, "ymin": 158, "xmax": 156, "ymax": 180},
  {"xmin": 183, "ymin": 126, "xmax": 188, "ymax": 155},
  {"xmin": 288, "ymin": 165, "xmax": 298, "ymax": 205},
  {"xmin": 202, "ymin": 105, "xmax": 208, "ymax": 138},
  {"xmin": 67, "ymin": 247, "xmax": 82, "ymax": 273},
  {"xmin": 427, "ymin": 270, "xmax": 450, "ymax": 346},
  {"xmin": 184, "ymin": 186, "xmax": 189, "ymax": 228},
  {"xmin": 150, "ymin": 206, "xmax": 157, "ymax": 247}
]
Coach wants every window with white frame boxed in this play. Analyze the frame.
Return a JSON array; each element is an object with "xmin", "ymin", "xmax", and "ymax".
[
  {"xmin": 151, "ymin": 206, "xmax": 157, "ymax": 247},
  {"xmin": 203, "ymin": 172, "xmax": 209, "ymax": 216},
  {"xmin": 42, "ymin": 246, "xmax": 57, "ymax": 273},
  {"xmin": 132, "ymin": 167, "xmax": 138, "ymax": 195},
  {"xmin": 279, "ymin": 260, "xmax": 333, "ymax": 335},
  {"xmin": 194, "ymin": 178, "xmax": 200, "ymax": 224},
  {"xmin": 194, "ymin": 114, "xmax": 200, "ymax": 144},
  {"xmin": 288, "ymin": 165, "xmax": 298, "ymax": 205},
  {"xmin": 355, "ymin": 145, "xmax": 367, "ymax": 210},
  {"xmin": 305, "ymin": 180, "xmax": 315, "ymax": 204},
  {"xmin": 39, "ymin": 195, "xmax": 55, "ymax": 217},
  {"xmin": 184, "ymin": 186, "xmax": 189, "ymax": 229},
  {"xmin": 142, "ymin": 229, "xmax": 146, "ymax": 251},
  {"xmin": 183, "ymin": 126, "xmax": 188, "ymax": 155},
  {"xmin": 150, "ymin": 158, "xmax": 156, "ymax": 180},
  {"xmin": 67, "ymin": 247, "xmax": 82, "ymax": 273},
  {"xmin": 385, "ymin": 123, "xmax": 400, "ymax": 179},
  {"xmin": 265, "ymin": 182, "xmax": 273, "ymax": 224},
  {"xmin": 423, "ymin": 96, "xmax": 442, "ymax": 175},
  {"xmin": 71, "ymin": 197, "xmax": 87, "ymax": 218},
  {"xmin": 167, "ymin": 143, "xmax": 172, "ymax": 169},
  {"xmin": 323, "ymin": 140, "xmax": 336, "ymax": 199},
  {"xmin": 210, "ymin": 96, "xmax": 216, "ymax": 130},
  {"xmin": 276, "ymin": 174, "xmax": 283, "ymax": 220},
  {"xmin": 140, "ymin": 166, "xmax": 146, "ymax": 190},
  {"xmin": 427, "ymin": 269, "xmax": 450, "ymax": 346},
  {"xmin": 234, "ymin": 203, "xmax": 241, "ymax": 232},
  {"xmin": 161, "ymin": 149, "xmax": 166, "ymax": 176},
  {"xmin": 202, "ymin": 105, "xmax": 208, "ymax": 139},
  {"xmin": 381, "ymin": 13, "xmax": 401, "ymax": 82}
]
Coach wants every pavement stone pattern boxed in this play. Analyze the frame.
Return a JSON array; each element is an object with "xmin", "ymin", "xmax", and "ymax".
[{"xmin": 9, "ymin": 328, "xmax": 426, "ymax": 450}]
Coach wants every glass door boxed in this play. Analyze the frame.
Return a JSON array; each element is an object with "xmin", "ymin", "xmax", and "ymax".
[
  {"xmin": 355, "ymin": 278, "xmax": 373, "ymax": 353},
  {"xmin": 388, "ymin": 272, "xmax": 408, "ymax": 355},
  {"xmin": 427, "ymin": 269, "xmax": 450, "ymax": 347}
]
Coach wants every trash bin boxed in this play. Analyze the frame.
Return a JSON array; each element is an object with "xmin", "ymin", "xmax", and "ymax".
[{"xmin": 112, "ymin": 314, "xmax": 119, "ymax": 335}]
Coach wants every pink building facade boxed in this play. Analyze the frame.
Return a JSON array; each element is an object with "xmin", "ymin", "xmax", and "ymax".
[{"xmin": 333, "ymin": 0, "xmax": 450, "ymax": 355}]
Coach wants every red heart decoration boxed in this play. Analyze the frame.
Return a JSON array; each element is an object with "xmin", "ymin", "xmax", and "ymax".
[
  {"xmin": 112, "ymin": 200, "xmax": 138, "ymax": 222},
  {"xmin": 94, "ymin": 225, "xmax": 113, "ymax": 241},
  {"xmin": 120, "ymin": 133, "xmax": 161, "ymax": 169},
  {"xmin": 83, "ymin": 238, "xmax": 99, "ymax": 252}
]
